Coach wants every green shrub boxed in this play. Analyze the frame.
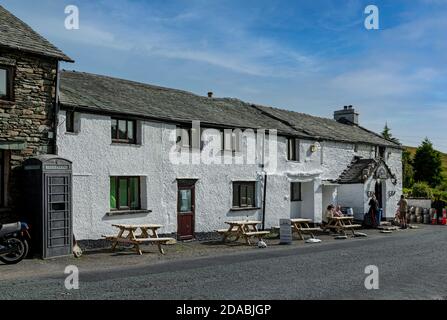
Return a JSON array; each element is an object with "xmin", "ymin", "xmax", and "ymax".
[
  {"xmin": 433, "ymin": 189, "xmax": 447, "ymax": 202},
  {"xmin": 411, "ymin": 182, "xmax": 433, "ymax": 199},
  {"xmin": 403, "ymin": 188, "xmax": 412, "ymax": 197}
]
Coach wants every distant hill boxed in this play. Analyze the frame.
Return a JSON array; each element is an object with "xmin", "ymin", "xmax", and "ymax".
[{"xmin": 405, "ymin": 146, "xmax": 447, "ymax": 178}]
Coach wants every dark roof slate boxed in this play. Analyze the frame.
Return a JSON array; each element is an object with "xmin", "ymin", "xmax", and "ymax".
[
  {"xmin": 0, "ymin": 5, "xmax": 73, "ymax": 62},
  {"xmin": 253, "ymin": 105, "xmax": 400, "ymax": 147},
  {"xmin": 337, "ymin": 158, "xmax": 377, "ymax": 184},
  {"xmin": 59, "ymin": 70, "xmax": 306, "ymax": 136},
  {"xmin": 59, "ymin": 70, "xmax": 401, "ymax": 147}
]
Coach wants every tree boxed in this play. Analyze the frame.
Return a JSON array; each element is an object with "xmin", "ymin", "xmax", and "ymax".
[
  {"xmin": 381, "ymin": 123, "xmax": 400, "ymax": 144},
  {"xmin": 402, "ymin": 149, "xmax": 414, "ymax": 188},
  {"xmin": 413, "ymin": 138, "xmax": 443, "ymax": 187}
]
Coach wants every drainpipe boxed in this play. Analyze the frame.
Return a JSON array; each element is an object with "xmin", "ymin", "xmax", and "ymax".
[
  {"xmin": 261, "ymin": 132, "xmax": 267, "ymax": 231},
  {"xmin": 262, "ymin": 171, "xmax": 267, "ymax": 231},
  {"xmin": 52, "ymin": 61, "xmax": 60, "ymax": 155}
]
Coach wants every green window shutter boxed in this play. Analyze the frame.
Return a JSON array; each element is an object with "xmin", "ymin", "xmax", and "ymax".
[{"xmin": 110, "ymin": 177, "xmax": 117, "ymax": 209}]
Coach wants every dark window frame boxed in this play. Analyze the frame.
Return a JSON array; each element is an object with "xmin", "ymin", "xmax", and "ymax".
[
  {"xmin": 220, "ymin": 129, "xmax": 242, "ymax": 153},
  {"xmin": 291, "ymin": 182, "xmax": 302, "ymax": 201},
  {"xmin": 378, "ymin": 146, "xmax": 386, "ymax": 159},
  {"xmin": 66, "ymin": 110, "xmax": 75, "ymax": 133},
  {"xmin": 232, "ymin": 181, "xmax": 256, "ymax": 208},
  {"xmin": 111, "ymin": 118, "xmax": 137, "ymax": 144},
  {"xmin": 287, "ymin": 138, "xmax": 299, "ymax": 161},
  {"xmin": 0, "ymin": 65, "xmax": 14, "ymax": 102},
  {"xmin": 110, "ymin": 176, "xmax": 141, "ymax": 211}
]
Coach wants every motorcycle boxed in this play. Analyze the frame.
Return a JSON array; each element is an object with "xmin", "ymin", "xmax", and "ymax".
[{"xmin": 0, "ymin": 222, "xmax": 31, "ymax": 264}]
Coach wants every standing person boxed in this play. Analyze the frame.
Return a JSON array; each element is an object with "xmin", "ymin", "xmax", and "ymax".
[
  {"xmin": 397, "ymin": 195, "xmax": 408, "ymax": 229},
  {"xmin": 368, "ymin": 195, "xmax": 379, "ymax": 227}
]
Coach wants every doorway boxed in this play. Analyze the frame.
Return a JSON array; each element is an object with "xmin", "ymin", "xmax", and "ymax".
[
  {"xmin": 375, "ymin": 180, "xmax": 383, "ymax": 210},
  {"xmin": 177, "ymin": 180, "xmax": 196, "ymax": 240}
]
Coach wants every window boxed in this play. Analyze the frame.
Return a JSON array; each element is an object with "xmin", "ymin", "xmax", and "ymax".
[
  {"xmin": 379, "ymin": 146, "xmax": 386, "ymax": 159},
  {"xmin": 177, "ymin": 127, "xmax": 192, "ymax": 148},
  {"xmin": 222, "ymin": 130, "xmax": 242, "ymax": 153},
  {"xmin": 110, "ymin": 176, "xmax": 140, "ymax": 210},
  {"xmin": 287, "ymin": 138, "xmax": 300, "ymax": 161},
  {"xmin": 232, "ymin": 181, "xmax": 256, "ymax": 208},
  {"xmin": 291, "ymin": 182, "xmax": 302, "ymax": 201},
  {"xmin": 0, "ymin": 66, "xmax": 13, "ymax": 101},
  {"xmin": 66, "ymin": 110, "xmax": 75, "ymax": 133},
  {"xmin": 111, "ymin": 118, "xmax": 136, "ymax": 144}
]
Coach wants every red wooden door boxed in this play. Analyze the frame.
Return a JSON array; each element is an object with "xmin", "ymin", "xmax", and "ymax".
[{"xmin": 177, "ymin": 182, "xmax": 195, "ymax": 240}]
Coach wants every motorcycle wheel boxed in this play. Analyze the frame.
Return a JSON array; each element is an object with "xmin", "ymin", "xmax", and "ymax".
[{"xmin": 0, "ymin": 238, "xmax": 29, "ymax": 265}]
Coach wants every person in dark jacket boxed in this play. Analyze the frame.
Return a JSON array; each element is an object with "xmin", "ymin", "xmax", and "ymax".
[{"xmin": 368, "ymin": 195, "xmax": 379, "ymax": 226}]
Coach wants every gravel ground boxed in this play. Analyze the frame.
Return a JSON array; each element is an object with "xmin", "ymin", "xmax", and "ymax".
[{"xmin": 0, "ymin": 225, "xmax": 446, "ymax": 300}]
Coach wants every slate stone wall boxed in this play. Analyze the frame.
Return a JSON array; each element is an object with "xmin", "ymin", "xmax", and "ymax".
[{"xmin": 0, "ymin": 49, "xmax": 58, "ymax": 219}]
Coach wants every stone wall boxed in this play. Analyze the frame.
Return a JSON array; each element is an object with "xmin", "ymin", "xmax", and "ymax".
[{"xmin": 0, "ymin": 49, "xmax": 58, "ymax": 217}]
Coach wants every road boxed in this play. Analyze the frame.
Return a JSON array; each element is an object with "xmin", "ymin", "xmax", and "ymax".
[{"xmin": 0, "ymin": 226, "xmax": 446, "ymax": 300}]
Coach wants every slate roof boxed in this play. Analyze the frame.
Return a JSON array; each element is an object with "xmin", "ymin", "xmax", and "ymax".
[
  {"xmin": 59, "ymin": 70, "xmax": 401, "ymax": 147},
  {"xmin": 337, "ymin": 158, "xmax": 377, "ymax": 184},
  {"xmin": 0, "ymin": 5, "xmax": 73, "ymax": 62},
  {"xmin": 59, "ymin": 71, "xmax": 307, "ymax": 137},
  {"xmin": 253, "ymin": 105, "xmax": 400, "ymax": 147}
]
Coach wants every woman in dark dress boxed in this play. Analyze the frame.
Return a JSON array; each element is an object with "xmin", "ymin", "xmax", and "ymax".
[{"xmin": 368, "ymin": 195, "xmax": 379, "ymax": 226}]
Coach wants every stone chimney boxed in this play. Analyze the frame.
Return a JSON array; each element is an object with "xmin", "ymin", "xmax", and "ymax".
[
  {"xmin": 207, "ymin": 92, "xmax": 213, "ymax": 98},
  {"xmin": 334, "ymin": 105, "xmax": 359, "ymax": 125}
]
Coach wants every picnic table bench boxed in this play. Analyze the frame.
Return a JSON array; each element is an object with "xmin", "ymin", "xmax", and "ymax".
[
  {"xmin": 103, "ymin": 224, "xmax": 175, "ymax": 255},
  {"xmin": 323, "ymin": 216, "xmax": 362, "ymax": 237},
  {"xmin": 290, "ymin": 218, "xmax": 323, "ymax": 241},
  {"xmin": 272, "ymin": 219, "xmax": 323, "ymax": 242},
  {"xmin": 216, "ymin": 220, "xmax": 270, "ymax": 245}
]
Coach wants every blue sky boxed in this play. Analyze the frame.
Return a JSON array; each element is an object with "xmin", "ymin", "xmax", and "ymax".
[{"xmin": 3, "ymin": 0, "xmax": 447, "ymax": 151}]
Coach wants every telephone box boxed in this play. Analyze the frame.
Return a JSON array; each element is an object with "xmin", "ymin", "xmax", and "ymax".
[{"xmin": 23, "ymin": 155, "xmax": 73, "ymax": 259}]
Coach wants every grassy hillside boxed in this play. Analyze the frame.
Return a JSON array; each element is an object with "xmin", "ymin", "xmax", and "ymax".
[{"xmin": 405, "ymin": 146, "xmax": 447, "ymax": 178}]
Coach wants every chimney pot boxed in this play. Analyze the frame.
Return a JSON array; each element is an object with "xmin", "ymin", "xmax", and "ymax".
[
  {"xmin": 207, "ymin": 92, "xmax": 213, "ymax": 98},
  {"xmin": 334, "ymin": 105, "xmax": 359, "ymax": 125}
]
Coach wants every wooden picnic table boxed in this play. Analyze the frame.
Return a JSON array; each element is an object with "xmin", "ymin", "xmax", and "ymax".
[
  {"xmin": 290, "ymin": 218, "xmax": 323, "ymax": 241},
  {"xmin": 102, "ymin": 224, "xmax": 175, "ymax": 255},
  {"xmin": 216, "ymin": 220, "xmax": 270, "ymax": 245},
  {"xmin": 322, "ymin": 216, "xmax": 362, "ymax": 237}
]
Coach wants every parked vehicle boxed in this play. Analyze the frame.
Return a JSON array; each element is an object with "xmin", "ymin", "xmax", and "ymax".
[{"xmin": 0, "ymin": 222, "xmax": 31, "ymax": 264}]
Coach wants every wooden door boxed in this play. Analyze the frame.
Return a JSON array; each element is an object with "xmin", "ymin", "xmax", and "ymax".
[{"xmin": 177, "ymin": 182, "xmax": 195, "ymax": 240}]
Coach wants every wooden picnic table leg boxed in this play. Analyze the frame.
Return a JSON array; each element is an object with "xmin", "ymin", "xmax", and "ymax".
[
  {"xmin": 304, "ymin": 222, "xmax": 315, "ymax": 239},
  {"xmin": 140, "ymin": 228, "xmax": 150, "ymax": 239},
  {"xmin": 222, "ymin": 226, "xmax": 233, "ymax": 242},
  {"xmin": 157, "ymin": 243, "xmax": 165, "ymax": 255},
  {"xmin": 295, "ymin": 223, "xmax": 304, "ymax": 241},
  {"xmin": 234, "ymin": 226, "xmax": 242, "ymax": 242},
  {"xmin": 127, "ymin": 229, "xmax": 143, "ymax": 255},
  {"xmin": 244, "ymin": 234, "xmax": 251, "ymax": 246},
  {"xmin": 111, "ymin": 228, "xmax": 125, "ymax": 251}
]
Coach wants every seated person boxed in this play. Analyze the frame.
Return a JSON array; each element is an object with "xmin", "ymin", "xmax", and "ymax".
[
  {"xmin": 325, "ymin": 204, "xmax": 336, "ymax": 223},
  {"xmin": 334, "ymin": 205, "xmax": 344, "ymax": 217}
]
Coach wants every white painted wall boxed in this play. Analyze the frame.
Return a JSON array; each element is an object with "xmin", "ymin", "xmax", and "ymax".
[
  {"xmin": 322, "ymin": 185, "xmax": 338, "ymax": 212},
  {"xmin": 338, "ymin": 184, "xmax": 365, "ymax": 220},
  {"xmin": 57, "ymin": 111, "xmax": 403, "ymax": 239}
]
